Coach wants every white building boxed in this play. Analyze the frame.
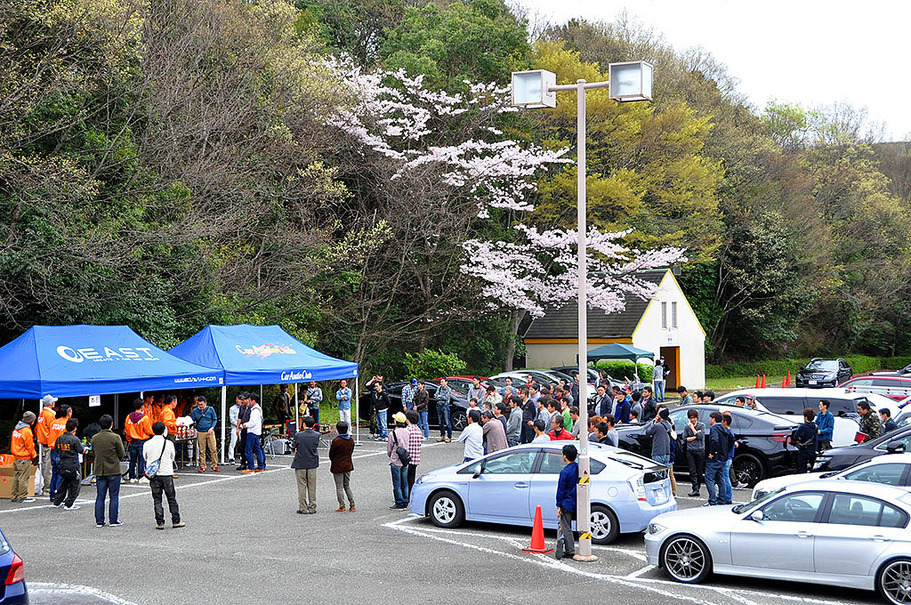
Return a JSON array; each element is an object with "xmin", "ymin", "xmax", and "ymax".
[{"xmin": 523, "ymin": 269, "xmax": 706, "ymax": 390}]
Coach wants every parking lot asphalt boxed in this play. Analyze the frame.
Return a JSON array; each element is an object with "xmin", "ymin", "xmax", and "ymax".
[{"xmin": 0, "ymin": 435, "xmax": 882, "ymax": 605}]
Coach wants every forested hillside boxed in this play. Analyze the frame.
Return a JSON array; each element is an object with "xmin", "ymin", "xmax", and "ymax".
[{"xmin": 2, "ymin": 0, "xmax": 909, "ymax": 378}]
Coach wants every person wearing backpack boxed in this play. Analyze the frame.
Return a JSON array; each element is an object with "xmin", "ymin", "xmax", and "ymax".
[
  {"xmin": 143, "ymin": 421, "xmax": 184, "ymax": 530},
  {"xmin": 386, "ymin": 413, "xmax": 411, "ymax": 510}
]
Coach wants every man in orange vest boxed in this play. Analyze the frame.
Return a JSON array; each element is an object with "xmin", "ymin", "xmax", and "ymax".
[
  {"xmin": 10, "ymin": 411, "xmax": 37, "ymax": 503},
  {"xmin": 125, "ymin": 397, "xmax": 154, "ymax": 483},
  {"xmin": 46, "ymin": 405, "xmax": 72, "ymax": 502},
  {"xmin": 141, "ymin": 394, "xmax": 156, "ymax": 424},
  {"xmin": 160, "ymin": 395, "xmax": 180, "ymax": 471},
  {"xmin": 35, "ymin": 394, "xmax": 57, "ymax": 497}
]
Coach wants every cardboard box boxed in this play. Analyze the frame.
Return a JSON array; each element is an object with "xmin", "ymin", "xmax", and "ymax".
[{"xmin": 0, "ymin": 462, "xmax": 36, "ymax": 499}]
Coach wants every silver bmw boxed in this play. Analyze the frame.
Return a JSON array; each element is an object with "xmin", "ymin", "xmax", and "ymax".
[{"xmin": 645, "ymin": 479, "xmax": 911, "ymax": 604}]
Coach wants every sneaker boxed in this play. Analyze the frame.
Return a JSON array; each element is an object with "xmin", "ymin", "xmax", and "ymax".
[
  {"xmin": 172, "ymin": 522, "xmax": 186, "ymax": 528},
  {"xmin": 228, "ymin": 459, "xmax": 235, "ymax": 464},
  {"xmin": 736, "ymin": 482, "xmax": 748, "ymax": 489},
  {"xmin": 138, "ymin": 477, "xmax": 149, "ymax": 484},
  {"xmin": 156, "ymin": 524, "xmax": 165, "ymax": 530},
  {"xmin": 702, "ymin": 502, "xmax": 715, "ymax": 507},
  {"xmin": 212, "ymin": 467, "xmax": 220, "ymax": 472},
  {"xmin": 241, "ymin": 469, "xmax": 255, "ymax": 474},
  {"xmin": 335, "ymin": 507, "xmax": 347, "ymax": 512},
  {"xmin": 64, "ymin": 504, "xmax": 81, "ymax": 510},
  {"xmin": 198, "ymin": 468, "xmax": 205, "ymax": 473},
  {"xmin": 55, "ymin": 502, "xmax": 65, "ymax": 508},
  {"xmin": 22, "ymin": 497, "xmax": 36, "ymax": 503},
  {"xmin": 109, "ymin": 521, "xmax": 123, "ymax": 527},
  {"xmin": 348, "ymin": 505, "xmax": 356, "ymax": 512},
  {"xmin": 96, "ymin": 523, "xmax": 106, "ymax": 528},
  {"xmin": 687, "ymin": 491, "xmax": 700, "ymax": 497},
  {"xmin": 130, "ymin": 478, "xmax": 138, "ymax": 484}
]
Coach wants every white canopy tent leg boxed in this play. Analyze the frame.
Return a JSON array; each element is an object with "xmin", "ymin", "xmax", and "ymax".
[
  {"xmin": 294, "ymin": 383, "xmax": 299, "ymax": 432},
  {"xmin": 354, "ymin": 375, "xmax": 360, "ymax": 446},
  {"xmin": 220, "ymin": 385, "xmax": 227, "ymax": 465}
]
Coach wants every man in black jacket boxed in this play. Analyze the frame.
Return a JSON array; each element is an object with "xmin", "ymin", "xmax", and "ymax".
[
  {"xmin": 53, "ymin": 418, "xmax": 83, "ymax": 510},
  {"xmin": 519, "ymin": 386, "xmax": 536, "ymax": 444},
  {"xmin": 704, "ymin": 412, "xmax": 731, "ymax": 506},
  {"xmin": 795, "ymin": 408, "xmax": 818, "ymax": 473},
  {"xmin": 369, "ymin": 381, "xmax": 391, "ymax": 440},
  {"xmin": 291, "ymin": 416, "xmax": 321, "ymax": 514}
]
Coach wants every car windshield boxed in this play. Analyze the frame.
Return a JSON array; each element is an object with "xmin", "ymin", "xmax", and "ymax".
[
  {"xmin": 732, "ymin": 487, "xmax": 785, "ymax": 513},
  {"xmin": 806, "ymin": 360, "xmax": 838, "ymax": 372}
]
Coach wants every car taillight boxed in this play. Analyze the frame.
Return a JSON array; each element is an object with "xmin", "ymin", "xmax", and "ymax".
[
  {"xmin": 771, "ymin": 433, "xmax": 790, "ymax": 443},
  {"xmin": 5, "ymin": 553, "xmax": 23, "ymax": 585}
]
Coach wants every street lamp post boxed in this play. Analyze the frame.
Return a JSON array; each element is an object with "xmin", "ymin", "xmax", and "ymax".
[{"xmin": 512, "ymin": 62, "xmax": 653, "ymax": 562}]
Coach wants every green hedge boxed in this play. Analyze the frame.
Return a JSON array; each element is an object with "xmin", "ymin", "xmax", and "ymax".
[
  {"xmin": 706, "ymin": 356, "xmax": 911, "ymax": 379},
  {"xmin": 595, "ymin": 360, "xmax": 654, "ymax": 380}
]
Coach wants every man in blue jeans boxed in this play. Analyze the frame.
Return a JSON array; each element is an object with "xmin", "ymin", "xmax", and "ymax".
[
  {"xmin": 91, "ymin": 415, "xmax": 125, "ymax": 527},
  {"xmin": 369, "ymin": 380, "xmax": 391, "ymax": 440},
  {"xmin": 704, "ymin": 411, "xmax": 729, "ymax": 506},
  {"xmin": 720, "ymin": 413, "xmax": 736, "ymax": 501},
  {"xmin": 387, "ymin": 413, "xmax": 410, "ymax": 509},
  {"xmin": 435, "ymin": 378, "xmax": 453, "ymax": 443},
  {"xmin": 414, "ymin": 381, "xmax": 430, "ymax": 440}
]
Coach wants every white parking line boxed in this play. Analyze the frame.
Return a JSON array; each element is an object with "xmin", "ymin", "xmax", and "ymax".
[
  {"xmin": 387, "ymin": 516, "xmax": 868, "ymax": 605},
  {"xmin": 29, "ymin": 582, "xmax": 139, "ymax": 605}
]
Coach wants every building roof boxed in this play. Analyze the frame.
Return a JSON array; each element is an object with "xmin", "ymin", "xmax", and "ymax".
[{"xmin": 523, "ymin": 270, "xmax": 666, "ymax": 340}]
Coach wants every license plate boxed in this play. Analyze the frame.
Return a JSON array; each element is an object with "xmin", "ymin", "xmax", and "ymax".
[
  {"xmin": 653, "ymin": 490, "xmax": 668, "ymax": 504},
  {"xmin": 809, "ymin": 380, "xmax": 817, "ymax": 385}
]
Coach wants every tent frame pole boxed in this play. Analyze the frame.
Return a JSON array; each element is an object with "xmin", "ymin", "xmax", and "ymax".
[
  {"xmin": 354, "ymin": 375, "xmax": 360, "ymax": 446},
  {"xmin": 220, "ymin": 385, "xmax": 227, "ymax": 465}
]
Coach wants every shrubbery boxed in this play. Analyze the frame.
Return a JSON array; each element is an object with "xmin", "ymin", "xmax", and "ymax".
[
  {"xmin": 706, "ymin": 356, "xmax": 911, "ymax": 379},
  {"xmin": 403, "ymin": 349, "xmax": 467, "ymax": 379},
  {"xmin": 595, "ymin": 360, "xmax": 654, "ymax": 380}
]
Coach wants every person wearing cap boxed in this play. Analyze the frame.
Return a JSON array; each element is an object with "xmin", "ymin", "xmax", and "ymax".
[
  {"xmin": 36, "ymin": 394, "xmax": 57, "ymax": 497},
  {"xmin": 387, "ymin": 412, "xmax": 411, "ymax": 509},
  {"xmin": 413, "ymin": 381, "xmax": 430, "ymax": 440},
  {"xmin": 556, "ymin": 444, "xmax": 578, "ymax": 559},
  {"xmin": 401, "ymin": 379, "xmax": 416, "ymax": 412},
  {"xmin": 744, "ymin": 394, "xmax": 757, "ymax": 410},
  {"xmin": 291, "ymin": 416, "xmax": 320, "ymax": 514},
  {"xmin": 10, "ymin": 411, "xmax": 38, "ymax": 504}
]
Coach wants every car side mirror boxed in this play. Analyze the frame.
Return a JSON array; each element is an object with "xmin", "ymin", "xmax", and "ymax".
[
  {"xmin": 887, "ymin": 441, "xmax": 906, "ymax": 454},
  {"xmin": 750, "ymin": 510, "xmax": 764, "ymax": 522}
]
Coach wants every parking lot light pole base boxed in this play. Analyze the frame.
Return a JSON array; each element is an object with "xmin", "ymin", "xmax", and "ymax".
[{"xmin": 572, "ymin": 554, "xmax": 598, "ymax": 562}]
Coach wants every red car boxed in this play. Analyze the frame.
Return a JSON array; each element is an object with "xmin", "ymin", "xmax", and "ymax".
[{"xmin": 839, "ymin": 375, "xmax": 911, "ymax": 401}]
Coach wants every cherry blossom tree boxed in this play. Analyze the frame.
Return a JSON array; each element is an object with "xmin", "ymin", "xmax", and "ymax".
[{"xmin": 326, "ymin": 62, "xmax": 684, "ymax": 368}]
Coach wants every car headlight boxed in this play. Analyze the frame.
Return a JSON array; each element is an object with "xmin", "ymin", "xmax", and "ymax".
[
  {"xmin": 812, "ymin": 457, "xmax": 829, "ymax": 470},
  {"xmin": 647, "ymin": 523, "xmax": 667, "ymax": 535}
]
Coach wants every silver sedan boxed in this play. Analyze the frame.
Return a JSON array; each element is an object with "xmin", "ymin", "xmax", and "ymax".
[{"xmin": 645, "ymin": 479, "xmax": 911, "ymax": 605}]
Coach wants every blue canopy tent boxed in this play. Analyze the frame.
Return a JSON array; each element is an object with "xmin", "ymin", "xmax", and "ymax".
[
  {"xmin": 0, "ymin": 325, "xmax": 224, "ymax": 400},
  {"xmin": 169, "ymin": 325, "xmax": 359, "ymax": 460}
]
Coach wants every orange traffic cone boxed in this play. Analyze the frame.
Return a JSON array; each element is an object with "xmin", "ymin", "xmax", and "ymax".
[
  {"xmin": 760, "ymin": 374, "xmax": 766, "ymax": 388},
  {"xmin": 522, "ymin": 505, "xmax": 554, "ymax": 554},
  {"xmin": 755, "ymin": 374, "xmax": 760, "ymax": 388},
  {"xmin": 784, "ymin": 371, "xmax": 791, "ymax": 388}
]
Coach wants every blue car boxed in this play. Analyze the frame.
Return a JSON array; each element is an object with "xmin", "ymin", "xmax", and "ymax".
[
  {"xmin": 409, "ymin": 442, "xmax": 676, "ymax": 544},
  {"xmin": 0, "ymin": 528, "xmax": 26, "ymax": 604}
]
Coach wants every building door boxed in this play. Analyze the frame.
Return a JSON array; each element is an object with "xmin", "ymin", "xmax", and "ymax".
[{"xmin": 660, "ymin": 346, "xmax": 680, "ymax": 390}]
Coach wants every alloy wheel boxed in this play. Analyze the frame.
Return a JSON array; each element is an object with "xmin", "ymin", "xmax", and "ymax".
[
  {"xmin": 432, "ymin": 496, "xmax": 456, "ymax": 524},
  {"xmin": 881, "ymin": 560, "xmax": 911, "ymax": 604},
  {"xmin": 663, "ymin": 536, "xmax": 707, "ymax": 582}
]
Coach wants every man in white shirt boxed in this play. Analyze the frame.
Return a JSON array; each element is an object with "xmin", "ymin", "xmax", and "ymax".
[
  {"xmin": 457, "ymin": 410, "xmax": 483, "ymax": 462},
  {"xmin": 241, "ymin": 393, "xmax": 265, "ymax": 473},
  {"xmin": 143, "ymin": 421, "xmax": 184, "ymax": 530}
]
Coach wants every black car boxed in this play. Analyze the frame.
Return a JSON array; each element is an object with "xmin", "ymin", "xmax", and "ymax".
[
  {"xmin": 812, "ymin": 424, "xmax": 911, "ymax": 472},
  {"xmin": 615, "ymin": 405, "xmax": 801, "ymax": 487},
  {"xmin": 795, "ymin": 357, "xmax": 853, "ymax": 388},
  {"xmin": 358, "ymin": 381, "xmax": 469, "ymax": 431}
]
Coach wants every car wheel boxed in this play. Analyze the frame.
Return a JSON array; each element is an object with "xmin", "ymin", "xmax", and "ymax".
[
  {"xmin": 428, "ymin": 490, "xmax": 465, "ymax": 529},
  {"xmin": 732, "ymin": 453, "xmax": 765, "ymax": 487},
  {"xmin": 661, "ymin": 534, "xmax": 712, "ymax": 583},
  {"xmin": 451, "ymin": 410, "xmax": 468, "ymax": 431},
  {"xmin": 589, "ymin": 505, "xmax": 620, "ymax": 544},
  {"xmin": 879, "ymin": 558, "xmax": 911, "ymax": 605}
]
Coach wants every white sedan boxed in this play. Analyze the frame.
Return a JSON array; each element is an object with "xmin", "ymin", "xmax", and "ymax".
[
  {"xmin": 751, "ymin": 453, "xmax": 911, "ymax": 500},
  {"xmin": 646, "ymin": 479, "xmax": 911, "ymax": 604}
]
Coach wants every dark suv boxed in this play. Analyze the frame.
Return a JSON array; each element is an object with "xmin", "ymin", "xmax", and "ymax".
[
  {"xmin": 795, "ymin": 358, "xmax": 853, "ymax": 388},
  {"xmin": 615, "ymin": 405, "xmax": 801, "ymax": 487}
]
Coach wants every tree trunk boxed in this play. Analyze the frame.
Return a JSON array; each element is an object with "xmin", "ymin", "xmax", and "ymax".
[{"xmin": 503, "ymin": 309, "xmax": 526, "ymax": 371}]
